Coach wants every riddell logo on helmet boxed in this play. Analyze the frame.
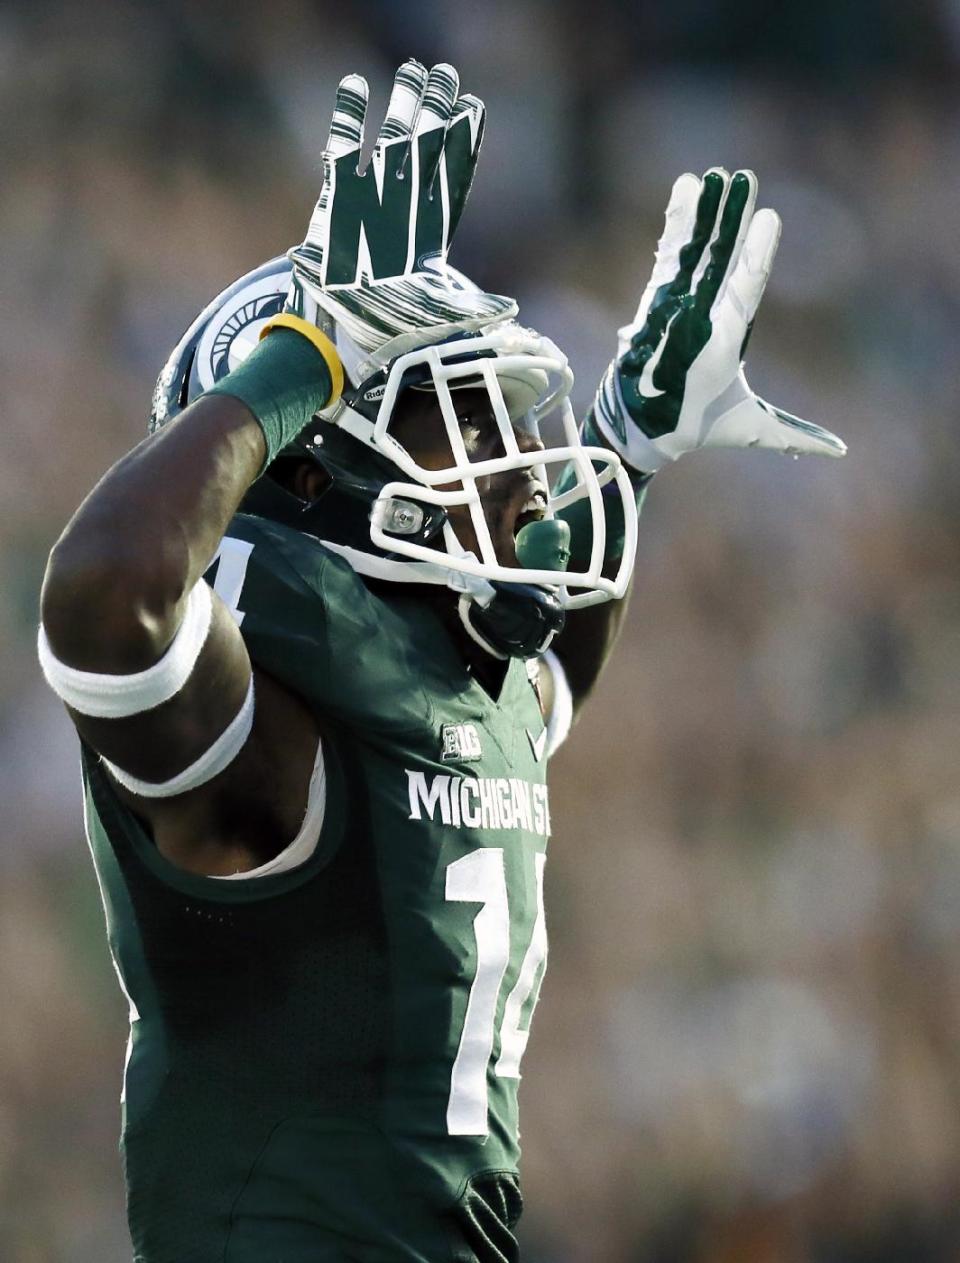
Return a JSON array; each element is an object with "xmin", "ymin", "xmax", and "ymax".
[{"xmin": 364, "ymin": 385, "xmax": 387, "ymax": 402}]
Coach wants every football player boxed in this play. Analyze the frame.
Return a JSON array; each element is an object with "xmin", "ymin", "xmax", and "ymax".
[{"xmin": 38, "ymin": 61, "xmax": 844, "ymax": 1262}]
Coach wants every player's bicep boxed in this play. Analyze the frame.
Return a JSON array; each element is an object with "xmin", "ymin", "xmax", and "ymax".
[
  {"xmin": 40, "ymin": 572, "xmax": 253, "ymax": 798},
  {"xmin": 72, "ymin": 596, "xmax": 251, "ymax": 793}
]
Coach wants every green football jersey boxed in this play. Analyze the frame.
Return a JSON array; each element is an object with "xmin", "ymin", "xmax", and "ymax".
[{"xmin": 81, "ymin": 514, "xmax": 553, "ymax": 1263}]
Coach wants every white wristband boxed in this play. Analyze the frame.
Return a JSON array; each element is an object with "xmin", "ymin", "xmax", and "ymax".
[
  {"xmin": 102, "ymin": 677, "xmax": 255, "ymax": 799},
  {"xmin": 38, "ymin": 580, "xmax": 213, "ymax": 718}
]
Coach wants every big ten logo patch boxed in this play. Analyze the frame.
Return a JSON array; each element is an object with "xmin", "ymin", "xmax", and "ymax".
[{"xmin": 440, "ymin": 723, "xmax": 483, "ymax": 763}]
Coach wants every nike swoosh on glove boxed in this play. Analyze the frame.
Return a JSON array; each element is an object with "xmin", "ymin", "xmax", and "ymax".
[{"xmin": 591, "ymin": 168, "xmax": 847, "ymax": 474}]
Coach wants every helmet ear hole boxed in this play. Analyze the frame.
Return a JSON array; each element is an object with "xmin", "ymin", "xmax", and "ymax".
[{"xmin": 287, "ymin": 460, "xmax": 332, "ymax": 504}]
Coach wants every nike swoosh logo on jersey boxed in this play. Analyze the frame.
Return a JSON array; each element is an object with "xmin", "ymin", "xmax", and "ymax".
[
  {"xmin": 637, "ymin": 310, "xmax": 680, "ymax": 399},
  {"xmin": 526, "ymin": 726, "xmax": 548, "ymax": 763}
]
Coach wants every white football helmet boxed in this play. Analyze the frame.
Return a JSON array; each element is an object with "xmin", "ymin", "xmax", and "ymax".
[{"xmin": 152, "ymin": 257, "xmax": 638, "ymax": 657}]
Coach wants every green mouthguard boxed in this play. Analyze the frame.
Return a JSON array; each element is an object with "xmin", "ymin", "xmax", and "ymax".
[{"xmin": 514, "ymin": 519, "xmax": 571, "ymax": 572}]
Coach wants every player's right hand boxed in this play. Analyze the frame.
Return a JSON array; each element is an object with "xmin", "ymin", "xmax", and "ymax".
[
  {"xmin": 591, "ymin": 168, "xmax": 847, "ymax": 474},
  {"xmin": 287, "ymin": 60, "xmax": 514, "ymax": 358}
]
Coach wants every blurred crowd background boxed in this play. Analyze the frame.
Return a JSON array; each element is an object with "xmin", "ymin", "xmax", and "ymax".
[{"xmin": 2, "ymin": 0, "xmax": 960, "ymax": 1259}]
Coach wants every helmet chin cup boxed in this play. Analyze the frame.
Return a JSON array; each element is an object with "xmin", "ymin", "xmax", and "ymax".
[{"xmin": 458, "ymin": 583, "xmax": 566, "ymax": 661}]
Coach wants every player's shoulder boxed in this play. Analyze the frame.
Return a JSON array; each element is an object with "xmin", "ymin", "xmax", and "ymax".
[
  {"xmin": 220, "ymin": 513, "xmax": 368, "ymax": 601},
  {"xmin": 206, "ymin": 512, "xmax": 390, "ymax": 667},
  {"xmin": 211, "ymin": 512, "xmax": 391, "ymax": 637},
  {"xmin": 210, "ymin": 514, "xmax": 460, "ymax": 733}
]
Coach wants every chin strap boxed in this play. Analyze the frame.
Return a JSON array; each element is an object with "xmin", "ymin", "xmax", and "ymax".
[{"xmin": 458, "ymin": 581, "xmax": 566, "ymax": 661}]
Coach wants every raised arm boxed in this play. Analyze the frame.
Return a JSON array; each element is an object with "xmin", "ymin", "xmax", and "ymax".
[
  {"xmin": 39, "ymin": 324, "xmax": 337, "ymax": 864},
  {"xmin": 550, "ymin": 168, "xmax": 846, "ymax": 715},
  {"xmin": 38, "ymin": 60, "xmax": 491, "ymax": 873}
]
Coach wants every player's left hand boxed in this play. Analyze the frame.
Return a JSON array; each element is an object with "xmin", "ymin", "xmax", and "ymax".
[{"xmin": 591, "ymin": 168, "xmax": 847, "ymax": 474}]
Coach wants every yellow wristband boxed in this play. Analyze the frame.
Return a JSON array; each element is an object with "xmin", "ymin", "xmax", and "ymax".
[{"xmin": 260, "ymin": 314, "xmax": 345, "ymax": 406}]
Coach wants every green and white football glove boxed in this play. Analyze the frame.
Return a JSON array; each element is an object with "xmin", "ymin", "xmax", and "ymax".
[
  {"xmin": 591, "ymin": 168, "xmax": 847, "ymax": 474},
  {"xmin": 287, "ymin": 60, "xmax": 515, "ymax": 358}
]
